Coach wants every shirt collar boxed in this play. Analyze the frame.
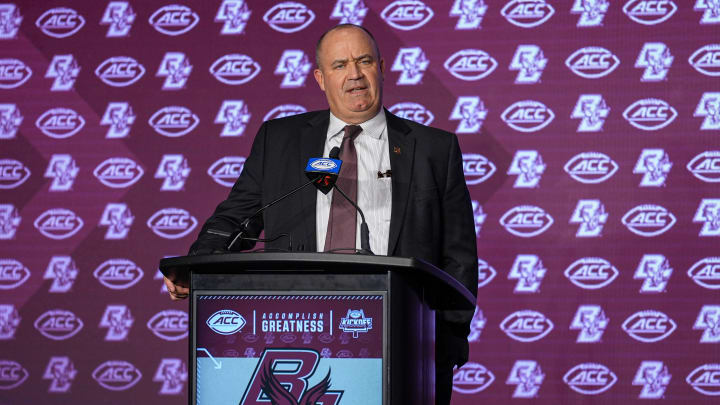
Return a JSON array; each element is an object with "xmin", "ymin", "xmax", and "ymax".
[{"xmin": 327, "ymin": 108, "xmax": 386, "ymax": 141}]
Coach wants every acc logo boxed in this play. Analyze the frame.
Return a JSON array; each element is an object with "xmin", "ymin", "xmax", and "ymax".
[
  {"xmin": 477, "ymin": 258, "xmax": 497, "ymax": 288},
  {"xmin": 34, "ymin": 208, "xmax": 83, "ymax": 240},
  {"xmin": 570, "ymin": 305, "xmax": 609, "ymax": 343},
  {"xmin": 694, "ymin": 199, "xmax": 720, "ymax": 236},
  {"xmin": 500, "ymin": 205, "xmax": 553, "ymax": 237},
  {"xmin": 0, "ymin": 259, "xmax": 30, "ymax": 290},
  {"xmin": 99, "ymin": 203, "xmax": 134, "ymax": 239},
  {"xmin": 263, "ymin": 2, "xmax": 315, "ymax": 33},
  {"xmin": 688, "ymin": 151, "xmax": 720, "ymax": 183},
  {"xmin": 147, "ymin": 208, "xmax": 198, "ymax": 239},
  {"xmin": 500, "ymin": 310, "xmax": 553, "ymax": 342},
  {"xmin": 216, "ymin": 100, "xmax": 251, "ymax": 137},
  {"xmin": 0, "ymin": 159, "xmax": 30, "ymax": 189},
  {"xmin": 622, "ymin": 310, "xmax": 677, "ymax": 343},
  {"xmin": 45, "ymin": 55, "xmax": 80, "ymax": 91},
  {"xmin": 0, "ymin": 204, "xmax": 21, "ymax": 240},
  {"xmin": 444, "ymin": 49, "xmax": 497, "ymax": 81},
  {"xmin": 450, "ymin": 96, "xmax": 488, "ymax": 134},
  {"xmin": 153, "ymin": 358, "xmax": 188, "ymax": 395},
  {"xmin": 35, "ymin": 7, "xmax": 85, "ymax": 38},
  {"xmin": 565, "ymin": 47, "xmax": 620, "ymax": 79},
  {"xmin": 208, "ymin": 156, "xmax": 245, "ymax": 187},
  {"xmin": 565, "ymin": 258, "xmax": 619, "ymax": 289},
  {"xmin": 100, "ymin": 2, "xmax": 136, "ymax": 37},
  {"xmin": 571, "ymin": 94, "xmax": 610, "ymax": 132},
  {"xmin": 310, "ymin": 159, "xmax": 337, "ymax": 170},
  {"xmin": 0, "ymin": 104, "xmax": 22, "ymax": 139},
  {"xmin": 694, "ymin": 305, "xmax": 720, "ymax": 343},
  {"xmin": 0, "ymin": 4, "xmax": 22, "ymax": 39},
  {"xmin": 36, "ymin": 108, "xmax": 85, "ymax": 139},
  {"xmin": 157, "ymin": 52, "xmax": 192, "ymax": 90},
  {"xmin": 564, "ymin": 363, "xmax": 617, "ymax": 395},
  {"xmin": 33, "ymin": 309, "xmax": 83, "ymax": 341},
  {"xmin": 94, "ymin": 157, "xmax": 144, "ymax": 188},
  {"xmin": 509, "ymin": 45, "xmax": 547, "ymax": 84},
  {"xmin": 622, "ymin": 204, "xmax": 676, "ymax": 237},
  {"xmin": 94, "ymin": 258, "xmax": 143, "ymax": 290},
  {"xmin": 392, "ymin": 47, "xmax": 430, "ymax": 85},
  {"xmin": 101, "ymin": 102, "xmax": 136, "ymax": 138},
  {"xmin": 695, "ymin": 92, "xmax": 720, "ymax": 130},
  {"xmin": 696, "ymin": 1, "xmax": 720, "ymax": 24},
  {"xmin": 463, "ymin": 153, "xmax": 496, "ymax": 185},
  {"xmin": 44, "ymin": 256, "xmax": 78, "ymax": 293},
  {"xmin": 689, "ymin": 44, "xmax": 720, "ymax": 76},
  {"xmin": 636, "ymin": 42, "xmax": 673, "ymax": 81},
  {"xmin": 0, "ymin": 360, "xmax": 28, "ymax": 389},
  {"xmin": 508, "ymin": 254, "xmax": 546, "ymax": 293},
  {"xmin": 564, "ymin": 152, "xmax": 618, "ymax": 184},
  {"xmin": 0, "ymin": 59, "xmax": 32, "ymax": 89},
  {"xmin": 95, "ymin": 57, "xmax": 145, "ymax": 87},
  {"xmin": 624, "ymin": 0, "xmax": 677, "ymax": 25},
  {"xmin": 43, "ymin": 356, "xmax": 77, "ymax": 393},
  {"xmin": 149, "ymin": 106, "xmax": 200, "ymax": 137},
  {"xmin": 44, "ymin": 154, "xmax": 78, "ymax": 192},
  {"xmin": 501, "ymin": 0, "xmax": 554, "ymax": 28},
  {"xmin": 155, "ymin": 154, "xmax": 191, "ymax": 191},
  {"xmin": 570, "ymin": 199, "xmax": 608, "ymax": 237},
  {"xmin": 381, "ymin": 0, "xmax": 434, "ymax": 31},
  {"xmin": 210, "ymin": 54, "xmax": 261, "ymax": 85},
  {"xmin": 623, "ymin": 98, "xmax": 677, "ymax": 131},
  {"xmin": 501, "ymin": 100, "xmax": 554, "ymax": 132},
  {"xmin": 571, "ymin": 0, "xmax": 609, "ymax": 27},
  {"xmin": 635, "ymin": 254, "xmax": 673, "ymax": 293},
  {"xmin": 147, "ymin": 310, "xmax": 188, "ymax": 341},
  {"xmin": 388, "ymin": 102, "xmax": 434, "ymax": 125},
  {"xmin": 92, "ymin": 360, "xmax": 142, "ymax": 391},
  {"xmin": 687, "ymin": 364, "xmax": 720, "ymax": 396},
  {"xmin": 472, "ymin": 201, "xmax": 487, "ymax": 237},
  {"xmin": 688, "ymin": 257, "xmax": 720, "ymax": 289},
  {"xmin": 99, "ymin": 305, "xmax": 134, "ymax": 341},
  {"xmin": 275, "ymin": 50, "xmax": 312, "ymax": 88},
  {"xmin": 507, "ymin": 360, "xmax": 544, "ymax": 398},
  {"xmin": 633, "ymin": 361, "xmax": 671, "ymax": 399},
  {"xmin": 508, "ymin": 150, "xmax": 545, "ymax": 188},
  {"xmin": 149, "ymin": 5, "xmax": 199, "ymax": 36},
  {"xmin": 263, "ymin": 104, "xmax": 306, "ymax": 121},
  {"xmin": 450, "ymin": 0, "xmax": 487, "ymax": 30},
  {"xmin": 216, "ymin": 0, "xmax": 252, "ymax": 34},
  {"xmin": 634, "ymin": 149, "xmax": 672, "ymax": 187},
  {"xmin": 331, "ymin": 0, "xmax": 368, "ymax": 25},
  {"xmin": 207, "ymin": 309, "xmax": 246, "ymax": 335},
  {"xmin": 453, "ymin": 362, "xmax": 494, "ymax": 394}
]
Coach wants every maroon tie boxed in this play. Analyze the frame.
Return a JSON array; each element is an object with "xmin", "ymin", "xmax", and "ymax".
[{"xmin": 324, "ymin": 125, "xmax": 362, "ymax": 252}]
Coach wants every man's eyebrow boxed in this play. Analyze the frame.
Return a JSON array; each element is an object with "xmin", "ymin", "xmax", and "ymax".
[{"xmin": 331, "ymin": 54, "xmax": 374, "ymax": 65}]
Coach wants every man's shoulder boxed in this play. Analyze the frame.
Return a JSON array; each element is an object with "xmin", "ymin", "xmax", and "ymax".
[
  {"xmin": 387, "ymin": 109, "xmax": 456, "ymax": 142},
  {"xmin": 264, "ymin": 109, "xmax": 328, "ymax": 129}
]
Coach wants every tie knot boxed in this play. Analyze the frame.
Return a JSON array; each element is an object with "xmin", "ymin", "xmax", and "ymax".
[{"xmin": 343, "ymin": 125, "xmax": 362, "ymax": 141}]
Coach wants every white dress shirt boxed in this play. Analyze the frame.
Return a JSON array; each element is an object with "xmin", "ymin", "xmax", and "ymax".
[{"xmin": 316, "ymin": 110, "xmax": 392, "ymax": 255}]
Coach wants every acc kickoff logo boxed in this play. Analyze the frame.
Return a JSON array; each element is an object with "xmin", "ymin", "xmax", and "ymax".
[
  {"xmin": 157, "ymin": 52, "xmax": 192, "ymax": 90},
  {"xmin": 0, "ymin": 104, "xmax": 22, "ymax": 139},
  {"xmin": 392, "ymin": 47, "xmax": 429, "ymax": 85},
  {"xmin": 45, "ymin": 55, "xmax": 80, "ymax": 91},
  {"xmin": 450, "ymin": 0, "xmax": 487, "ymax": 29},
  {"xmin": 565, "ymin": 257, "xmax": 619, "ymax": 290},
  {"xmin": 565, "ymin": 152, "xmax": 618, "ymax": 184},
  {"xmin": 500, "ymin": 310, "xmax": 553, "ymax": 342},
  {"xmin": 263, "ymin": 2, "xmax": 315, "ymax": 33},
  {"xmin": 500, "ymin": 205, "xmax": 553, "ymax": 237},
  {"xmin": 216, "ymin": 100, "xmax": 251, "ymax": 137},
  {"xmin": 93, "ymin": 360, "xmax": 142, "ymax": 391},
  {"xmin": 147, "ymin": 310, "xmax": 188, "ymax": 341},
  {"xmin": 624, "ymin": 0, "xmax": 677, "ymax": 25},
  {"xmin": 634, "ymin": 254, "xmax": 673, "ymax": 293},
  {"xmin": 453, "ymin": 362, "xmax": 494, "ymax": 394},
  {"xmin": 147, "ymin": 208, "xmax": 198, "ymax": 239},
  {"xmin": 463, "ymin": 153, "xmax": 496, "ymax": 185},
  {"xmin": 572, "ymin": 94, "xmax": 610, "ymax": 132},
  {"xmin": 149, "ymin": 106, "xmax": 199, "ymax": 137},
  {"xmin": 95, "ymin": 56, "xmax": 145, "ymax": 87},
  {"xmin": 444, "ymin": 49, "xmax": 497, "ymax": 81},
  {"xmin": 507, "ymin": 150, "xmax": 545, "ymax": 188},
  {"xmin": 0, "ymin": 159, "xmax": 30, "ymax": 189},
  {"xmin": 622, "ymin": 310, "xmax": 677, "ymax": 343},
  {"xmin": 501, "ymin": 0, "xmax": 554, "ymax": 28},
  {"xmin": 623, "ymin": 98, "xmax": 677, "ymax": 131},
  {"xmin": 210, "ymin": 54, "xmax": 261, "ymax": 85},
  {"xmin": 0, "ymin": 259, "xmax": 30, "ymax": 290},
  {"xmin": 508, "ymin": 254, "xmax": 546, "ymax": 293},
  {"xmin": 501, "ymin": 100, "xmax": 554, "ymax": 132},
  {"xmin": 208, "ymin": 156, "xmax": 245, "ymax": 187},
  {"xmin": 450, "ymin": 96, "xmax": 488, "ymax": 134},
  {"xmin": 634, "ymin": 149, "xmax": 672, "ymax": 187},
  {"xmin": 36, "ymin": 7, "xmax": 85, "ymax": 38},
  {"xmin": 381, "ymin": 0, "xmax": 434, "ymax": 31},
  {"xmin": 571, "ymin": 0, "xmax": 609, "ymax": 27},
  {"xmin": 0, "ymin": 59, "xmax": 31, "ymax": 89},
  {"xmin": 33, "ymin": 309, "xmax": 83, "ymax": 341},
  {"xmin": 622, "ymin": 204, "xmax": 676, "ymax": 237},
  {"xmin": 0, "ymin": 360, "xmax": 28, "ymax": 389},
  {"xmin": 99, "ymin": 203, "xmax": 134, "ymax": 239},
  {"xmin": 509, "ymin": 45, "xmax": 547, "ymax": 84},
  {"xmin": 215, "ymin": 0, "xmax": 251, "ymax": 34},
  {"xmin": 694, "ymin": 199, "xmax": 720, "ymax": 236},
  {"xmin": 155, "ymin": 155, "xmax": 191, "ymax": 191},
  {"xmin": 339, "ymin": 309, "xmax": 373, "ymax": 338},
  {"xmin": 101, "ymin": 102, "xmax": 136, "ymax": 138},
  {"xmin": 330, "ymin": 0, "xmax": 368, "ymax": 25},
  {"xmin": 36, "ymin": 108, "xmax": 85, "ymax": 139},
  {"xmin": 0, "ymin": 4, "xmax": 22, "ymax": 39},
  {"xmin": 388, "ymin": 102, "xmax": 434, "ymax": 125},
  {"xmin": 507, "ymin": 360, "xmax": 544, "ymax": 398},
  {"xmin": 263, "ymin": 104, "xmax": 306, "ymax": 121},
  {"xmin": 34, "ymin": 208, "xmax": 83, "ymax": 239},
  {"xmin": 695, "ymin": 92, "xmax": 720, "ymax": 130},
  {"xmin": 570, "ymin": 305, "xmax": 609, "ymax": 343},
  {"xmin": 94, "ymin": 258, "xmax": 143, "ymax": 290},
  {"xmin": 636, "ymin": 42, "xmax": 673, "ymax": 81},
  {"xmin": 99, "ymin": 305, "xmax": 134, "ymax": 341},
  {"xmin": 94, "ymin": 157, "xmax": 144, "ymax": 188},
  {"xmin": 565, "ymin": 46, "xmax": 620, "ymax": 79},
  {"xmin": 275, "ymin": 50, "xmax": 312, "ymax": 88},
  {"xmin": 687, "ymin": 364, "xmax": 720, "ymax": 396},
  {"xmin": 100, "ymin": 2, "xmax": 136, "ymax": 37},
  {"xmin": 689, "ymin": 45, "xmax": 720, "ymax": 77},
  {"xmin": 570, "ymin": 199, "xmax": 608, "ymax": 237},
  {"xmin": 43, "ymin": 356, "xmax": 77, "ymax": 393},
  {"xmin": 44, "ymin": 256, "xmax": 78, "ymax": 293},
  {"xmin": 688, "ymin": 151, "xmax": 720, "ymax": 182},
  {"xmin": 564, "ymin": 363, "xmax": 617, "ymax": 395},
  {"xmin": 688, "ymin": 257, "xmax": 720, "ymax": 289},
  {"xmin": 149, "ymin": 5, "xmax": 199, "ymax": 36},
  {"xmin": 207, "ymin": 309, "xmax": 246, "ymax": 335}
]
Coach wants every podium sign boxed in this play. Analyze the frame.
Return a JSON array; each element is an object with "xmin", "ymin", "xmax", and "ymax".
[{"xmin": 193, "ymin": 292, "xmax": 385, "ymax": 405}]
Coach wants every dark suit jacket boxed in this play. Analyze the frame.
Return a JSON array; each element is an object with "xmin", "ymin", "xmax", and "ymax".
[{"xmin": 190, "ymin": 108, "xmax": 478, "ymax": 365}]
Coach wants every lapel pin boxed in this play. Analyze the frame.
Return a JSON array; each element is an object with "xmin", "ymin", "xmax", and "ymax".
[{"xmin": 393, "ymin": 146, "xmax": 401, "ymax": 154}]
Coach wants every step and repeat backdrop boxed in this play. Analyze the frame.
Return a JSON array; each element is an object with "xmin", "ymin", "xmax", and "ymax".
[{"xmin": 1, "ymin": 0, "xmax": 719, "ymax": 404}]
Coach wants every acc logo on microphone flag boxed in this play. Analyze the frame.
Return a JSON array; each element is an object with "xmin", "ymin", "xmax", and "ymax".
[
  {"xmin": 450, "ymin": 0, "xmax": 487, "ymax": 30},
  {"xmin": 624, "ymin": 0, "xmax": 677, "ymax": 25},
  {"xmin": 564, "ymin": 152, "xmax": 618, "ymax": 184},
  {"xmin": 388, "ymin": 102, "xmax": 434, "ymax": 126},
  {"xmin": 0, "ymin": 159, "xmax": 31, "ymax": 189},
  {"xmin": 565, "ymin": 258, "xmax": 619, "ymax": 290},
  {"xmin": 444, "ymin": 49, "xmax": 497, "ymax": 81},
  {"xmin": 563, "ymin": 363, "xmax": 617, "ymax": 395},
  {"xmin": 149, "ymin": 106, "xmax": 199, "ymax": 137},
  {"xmin": 36, "ymin": 108, "xmax": 85, "ymax": 139},
  {"xmin": 100, "ymin": 2, "xmax": 136, "ymax": 37},
  {"xmin": 0, "ymin": 59, "xmax": 32, "ymax": 89},
  {"xmin": 452, "ymin": 362, "xmax": 494, "ymax": 394},
  {"xmin": 686, "ymin": 364, "xmax": 720, "ymax": 396},
  {"xmin": 34, "ymin": 208, "xmax": 83, "ymax": 240},
  {"xmin": 687, "ymin": 151, "xmax": 720, "ymax": 182},
  {"xmin": 689, "ymin": 44, "xmax": 720, "ymax": 76},
  {"xmin": 381, "ymin": 0, "xmax": 434, "ymax": 31},
  {"xmin": 308, "ymin": 158, "xmax": 339, "ymax": 171},
  {"xmin": 500, "ymin": 205, "xmax": 553, "ymax": 237},
  {"xmin": 147, "ymin": 310, "xmax": 188, "ymax": 341},
  {"xmin": 94, "ymin": 258, "xmax": 143, "ymax": 290},
  {"xmin": 95, "ymin": 57, "xmax": 145, "ymax": 87},
  {"xmin": 622, "ymin": 204, "xmax": 676, "ymax": 237},
  {"xmin": 263, "ymin": 2, "xmax": 315, "ymax": 33},
  {"xmin": 500, "ymin": 310, "xmax": 553, "ymax": 342},
  {"xmin": 622, "ymin": 310, "xmax": 677, "ymax": 343},
  {"xmin": 501, "ymin": 0, "xmax": 554, "ymax": 28},
  {"xmin": 0, "ymin": 259, "xmax": 30, "ymax": 290},
  {"xmin": 207, "ymin": 309, "xmax": 246, "ymax": 335},
  {"xmin": 33, "ymin": 309, "xmax": 83, "ymax": 341},
  {"xmin": 36, "ymin": 7, "xmax": 85, "ymax": 38},
  {"xmin": 92, "ymin": 360, "xmax": 142, "ymax": 391},
  {"xmin": 688, "ymin": 257, "xmax": 720, "ymax": 290},
  {"xmin": 0, "ymin": 360, "xmax": 28, "ymax": 390},
  {"xmin": 0, "ymin": 104, "xmax": 23, "ymax": 139},
  {"xmin": 501, "ymin": 100, "xmax": 554, "ymax": 132},
  {"xmin": 94, "ymin": 157, "xmax": 144, "ymax": 188},
  {"xmin": 565, "ymin": 47, "xmax": 620, "ymax": 79},
  {"xmin": 149, "ymin": 4, "xmax": 199, "ymax": 36},
  {"xmin": 463, "ymin": 154, "xmax": 495, "ymax": 185}
]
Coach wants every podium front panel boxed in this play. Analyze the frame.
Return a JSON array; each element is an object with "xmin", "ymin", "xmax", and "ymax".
[{"xmin": 192, "ymin": 291, "xmax": 386, "ymax": 405}]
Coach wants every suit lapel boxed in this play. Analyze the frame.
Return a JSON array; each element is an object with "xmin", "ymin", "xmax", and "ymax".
[
  {"xmin": 385, "ymin": 109, "xmax": 414, "ymax": 255},
  {"xmin": 298, "ymin": 110, "xmax": 329, "ymax": 251}
]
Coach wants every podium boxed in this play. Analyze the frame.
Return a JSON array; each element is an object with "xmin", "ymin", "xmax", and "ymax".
[{"xmin": 160, "ymin": 252, "xmax": 475, "ymax": 405}]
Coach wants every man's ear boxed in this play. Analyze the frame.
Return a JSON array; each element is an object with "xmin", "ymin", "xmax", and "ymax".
[
  {"xmin": 313, "ymin": 68, "xmax": 325, "ymax": 91},
  {"xmin": 379, "ymin": 58, "xmax": 385, "ymax": 77}
]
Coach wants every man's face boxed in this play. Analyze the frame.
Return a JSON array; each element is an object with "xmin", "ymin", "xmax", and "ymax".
[{"xmin": 314, "ymin": 27, "xmax": 384, "ymax": 124}]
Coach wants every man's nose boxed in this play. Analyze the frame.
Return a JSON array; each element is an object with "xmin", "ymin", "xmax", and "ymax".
[{"xmin": 347, "ymin": 62, "xmax": 363, "ymax": 79}]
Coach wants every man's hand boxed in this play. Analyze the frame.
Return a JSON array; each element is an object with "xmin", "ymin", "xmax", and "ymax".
[{"xmin": 163, "ymin": 276, "xmax": 189, "ymax": 300}]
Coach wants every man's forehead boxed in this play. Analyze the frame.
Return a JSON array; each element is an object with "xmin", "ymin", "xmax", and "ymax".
[{"xmin": 319, "ymin": 27, "xmax": 377, "ymax": 58}]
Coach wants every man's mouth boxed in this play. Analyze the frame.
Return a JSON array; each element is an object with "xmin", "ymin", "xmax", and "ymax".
[{"xmin": 346, "ymin": 85, "xmax": 367, "ymax": 94}]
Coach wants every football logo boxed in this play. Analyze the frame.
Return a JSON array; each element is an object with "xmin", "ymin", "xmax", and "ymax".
[
  {"xmin": 501, "ymin": 100, "xmax": 554, "ymax": 132},
  {"xmin": 0, "ymin": 360, "xmax": 28, "ymax": 390},
  {"xmin": 330, "ymin": 0, "xmax": 368, "ymax": 25},
  {"xmin": 452, "ymin": 362, "xmax": 494, "ymax": 394},
  {"xmin": 43, "ymin": 356, "xmax": 77, "ymax": 393},
  {"xmin": 35, "ymin": 7, "xmax": 85, "ymax": 38},
  {"xmin": 147, "ymin": 208, "xmax": 198, "ymax": 239},
  {"xmin": 477, "ymin": 258, "xmax": 497, "ymax": 288},
  {"xmin": 92, "ymin": 360, "xmax": 142, "ymax": 391},
  {"xmin": 215, "ymin": 0, "xmax": 252, "ymax": 35},
  {"xmin": 0, "ymin": 4, "xmax": 22, "ymax": 39},
  {"xmin": 34, "ymin": 208, "xmax": 83, "ymax": 240},
  {"xmin": 501, "ymin": 0, "xmax": 554, "ymax": 28},
  {"xmin": 149, "ymin": 106, "xmax": 200, "ymax": 137},
  {"xmin": 101, "ymin": 102, "xmax": 136, "ymax": 138},
  {"xmin": 95, "ymin": 56, "xmax": 145, "ymax": 87},
  {"xmin": 148, "ymin": 4, "xmax": 199, "ymax": 36},
  {"xmin": 153, "ymin": 358, "xmax": 188, "ymax": 395},
  {"xmin": 0, "ymin": 104, "xmax": 23, "ymax": 139},
  {"xmin": 0, "ymin": 304, "xmax": 20, "ymax": 339},
  {"xmin": 100, "ymin": 2, "xmax": 136, "ymax": 37},
  {"xmin": 694, "ymin": 92, "xmax": 720, "ymax": 130},
  {"xmin": 388, "ymin": 102, "xmax": 434, "ymax": 125},
  {"xmin": 275, "ymin": 50, "xmax": 312, "ymax": 88},
  {"xmin": 93, "ymin": 258, "xmax": 144, "ymax": 290},
  {"xmin": 500, "ymin": 205, "xmax": 554, "ymax": 237},
  {"xmin": 444, "ymin": 49, "xmax": 497, "ymax": 81},
  {"xmin": 634, "ymin": 149, "xmax": 672, "ymax": 187},
  {"xmin": 689, "ymin": 44, "xmax": 720, "ymax": 77},
  {"xmin": 623, "ymin": 98, "xmax": 677, "ymax": 131},
  {"xmin": 564, "ymin": 257, "xmax": 619, "ymax": 289},
  {"xmin": 635, "ymin": 42, "xmax": 673, "ymax": 81},
  {"xmin": 0, "ymin": 59, "xmax": 32, "ymax": 89},
  {"xmin": 36, "ymin": 108, "xmax": 85, "ymax": 139},
  {"xmin": 207, "ymin": 309, "xmax": 246, "ymax": 335},
  {"xmin": 687, "ymin": 151, "xmax": 720, "ymax": 182},
  {"xmin": 216, "ymin": 100, "xmax": 252, "ymax": 137},
  {"xmin": 155, "ymin": 155, "xmax": 191, "ymax": 191},
  {"xmin": 571, "ymin": 0, "xmax": 609, "ymax": 27},
  {"xmin": 508, "ymin": 254, "xmax": 546, "ymax": 293},
  {"xmin": 263, "ymin": 2, "xmax": 315, "ymax": 33},
  {"xmin": 33, "ymin": 309, "xmax": 84, "ymax": 341},
  {"xmin": 686, "ymin": 364, "xmax": 720, "ymax": 396},
  {"xmin": 622, "ymin": 204, "xmax": 676, "ymax": 237},
  {"xmin": 564, "ymin": 152, "xmax": 618, "ymax": 184},
  {"xmin": 263, "ymin": 104, "xmax": 307, "ymax": 121},
  {"xmin": 565, "ymin": 46, "xmax": 620, "ymax": 79},
  {"xmin": 564, "ymin": 363, "xmax": 617, "ymax": 395},
  {"xmin": 695, "ymin": 1, "xmax": 720, "ymax": 24},
  {"xmin": 0, "ymin": 204, "xmax": 21, "ymax": 240},
  {"xmin": 147, "ymin": 310, "xmax": 188, "ymax": 341},
  {"xmin": 506, "ymin": 360, "xmax": 544, "ymax": 398},
  {"xmin": 500, "ymin": 310, "xmax": 553, "ymax": 342},
  {"xmin": 694, "ymin": 305, "xmax": 720, "ymax": 343},
  {"xmin": 0, "ymin": 259, "xmax": 30, "ymax": 290},
  {"xmin": 210, "ymin": 54, "xmax": 261, "ymax": 85},
  {"xmin": 44, "ymin": 256, "xmax": 78, "ymax": 293},
  {"xmin": 157, "ymin": 52, "xmax": 192, "ymax": 90},
  {"xmin": 381, "ymin": 0, "xmax": 434, "ymax": 31},
  {"xmin": 571, "ymin": 94, "xmax": 610, "ymax": 132},
  {"xmin": 463, "ymin": 153, "xmax": 496, "ymax": 185},
  {"xmin": 623, "ymin": 0, "xmax": 677, "ymax": 25},
  {"xmin": 208, "ymin": 156, "xmax": 245, "ymax": 187},
  {"xmin": 98, "ymin": 203, "xmax": 135, "ymax": 240},
  {"xmin": 0, "ymin": 159, "xmax": 31, "ymax": 189},
  {"xmin": 632, "ymin": 361, "xmax": 671, "ymax": 399},
  {"xmin": 622, "ymin": 310, "xmax": 677, "ymax": 342},
  {"xmin": 570, "ymin": 199, "xmax": 608, "ymax": 237},
  {"xmin": 94, "ymin": 157, "xmax": 144, "ymax": 188},
  {"xmin": 687, "ymin": 257, "xmax": 720, "ymax": 289},
  {"xmin": 99, "ymin": 305, "xmax": 134, "ymax": 341},
  {"xmin": 508, "ymin": 150, "xmax": 545, "ymax": 188},
  {"xmin": 45, "ymin": 55, "xmax": 80, "ymax": 91}
]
